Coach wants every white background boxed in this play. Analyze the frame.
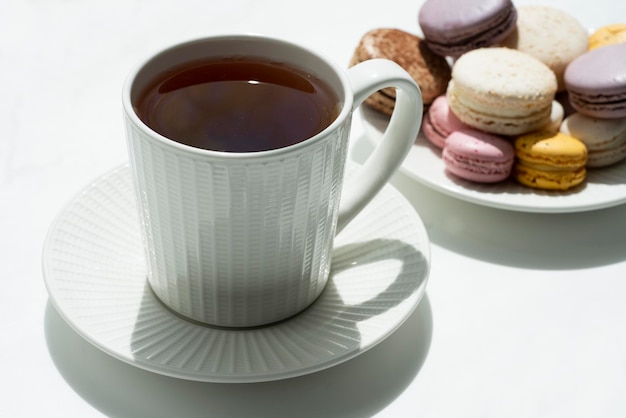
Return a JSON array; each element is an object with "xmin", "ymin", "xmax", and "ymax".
[{"xmin": 2, "ymin": 0, "xmax": 626, "ymax": 417}]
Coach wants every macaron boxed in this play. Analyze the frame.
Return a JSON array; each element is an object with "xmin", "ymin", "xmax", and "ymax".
[
  {"xmin": 513, "ymin": 131, "xmax": 588, "ymax": 190},
  {"xmin": 564, "ymin": 43, "xmax": 626, "ymax": 119},
  {"xmin": 560, "ymin": 113, "xmax": 626, "ymax": 167},
  {"xmin": 502, "ymin": 5, "xmax": 588, "ymax": 91},
  {"xmin": 442, "ymin": 129, "xmax": 514, "ymax": 183},
  {"xmin": 350, "ymin": 28, "xmax": 451, "ymax": 115},
  {"xmin": 418, "ymin": 0, "xmax": 517, "ymax": 58},
  {"xmin": 447, "ymin": 48, "xmax": 557, "ymax": 136},
  {"xmin": 422, "ymin": 95, "xmax": 468, "ymax": 148},
  {"xmin": 589, "ymin": 24, "xmax": 626, "ymax": 50}
]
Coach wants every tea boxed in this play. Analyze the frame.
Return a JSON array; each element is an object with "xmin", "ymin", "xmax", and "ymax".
[{"xmin": 135, "ymin": 57, "xmax": 341, "ymax": 152}]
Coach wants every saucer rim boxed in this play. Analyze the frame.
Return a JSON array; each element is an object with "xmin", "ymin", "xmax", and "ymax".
[{"xmin": 42, "ymin": 163, "xmax": 430, "ymax": 383}]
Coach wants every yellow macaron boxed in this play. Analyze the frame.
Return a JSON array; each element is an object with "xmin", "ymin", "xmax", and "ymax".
[
  {"xmin": 513, "ymin": 131, "xmax": 588, "ymax": 190},
  {"xmin": 589, "ymin": 24, "xmax": 626, "ymax": 50}
]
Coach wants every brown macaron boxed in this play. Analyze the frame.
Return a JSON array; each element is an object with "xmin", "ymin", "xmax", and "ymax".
[{"xmin": 350, "ymin": 28, "xmax": 451, "ymax": 115}]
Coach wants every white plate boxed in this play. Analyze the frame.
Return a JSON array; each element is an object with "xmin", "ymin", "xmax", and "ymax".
[
  {"xmin": 42, "ymin": 164, "xmax": 430, "ymax": 383},
  {"xmin": 360, "ymin": 105, "xmax": 626, "ymax": 213}
]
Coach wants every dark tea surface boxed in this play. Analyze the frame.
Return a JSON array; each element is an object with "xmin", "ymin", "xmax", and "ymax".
[{"xmin": 135, "ymin": 58, "xmax": 340, "ymax": 152}]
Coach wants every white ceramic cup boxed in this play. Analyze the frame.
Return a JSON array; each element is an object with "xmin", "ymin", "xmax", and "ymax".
[{"xmin": 123, "ymin": 34, "xmax": 422, "ymax": 327}]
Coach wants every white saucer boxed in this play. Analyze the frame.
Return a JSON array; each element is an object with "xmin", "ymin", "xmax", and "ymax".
[
  {"xmin": 360, "ymin": 105, "xmax": 626, "ymax": 213},
  {"xmin": 42, "ymin": 164, "xmax": 430, "ymax": 383}
]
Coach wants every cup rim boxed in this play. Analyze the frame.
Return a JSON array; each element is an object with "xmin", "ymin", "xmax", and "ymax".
[{"xmin": 122, "ymin": 33, "xmax": 353, "ymax": 160}]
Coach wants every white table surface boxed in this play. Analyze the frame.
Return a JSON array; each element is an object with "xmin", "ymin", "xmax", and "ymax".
[{"xmin": 3, "ymin": 0, "xmax": 626, "ymax": 417}]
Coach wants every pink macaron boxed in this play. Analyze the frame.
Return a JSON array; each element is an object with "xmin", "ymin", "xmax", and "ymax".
[
  {"xmin": 443, "ymin": 129, "xmax": 515, "ymax": 183},
  {"xmin": 422, "ymin": 95, "xmax": 468, "ymax": 148}
]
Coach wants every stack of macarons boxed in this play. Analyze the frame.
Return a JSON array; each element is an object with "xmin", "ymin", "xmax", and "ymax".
[
  {"xmin": 424, "ymin": 45, "xmax": 579, "ymax": 188},
  {"xmin": 422, "ymin": 91, "xmax": 586, "ymax": 189},
  {"xmin": 351, "ymin": 0, "xmax": 626, "ymax": 190}
]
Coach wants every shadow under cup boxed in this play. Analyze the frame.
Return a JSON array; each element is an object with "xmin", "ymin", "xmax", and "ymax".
[{"xmin": 123, "ymin": 35, "xmax": 355, "ymax": 328}]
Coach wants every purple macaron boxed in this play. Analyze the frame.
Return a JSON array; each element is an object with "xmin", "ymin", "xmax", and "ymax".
[
  {"xmin": 564, "ymin": 43, "xmax": 626, "ymax": 119},
  {"xmin": 418, "ymin": 0, "xmax": 517, "ymax": 58}
]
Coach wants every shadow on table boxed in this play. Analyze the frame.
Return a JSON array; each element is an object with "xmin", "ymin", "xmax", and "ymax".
[{"xmin": 45, "ymin": 289, "xmax": 432, "ymax": 418}]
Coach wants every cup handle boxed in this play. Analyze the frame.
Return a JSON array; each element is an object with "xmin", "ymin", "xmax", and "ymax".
[{"xmin": 336, "ymin": 59, "xmax": 423, "ymax": 233}]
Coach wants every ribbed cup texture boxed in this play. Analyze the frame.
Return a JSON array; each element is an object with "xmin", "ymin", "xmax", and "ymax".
[{"xmin": 125, "ymin": 119, "xmax": 350, "ymax": 327}]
